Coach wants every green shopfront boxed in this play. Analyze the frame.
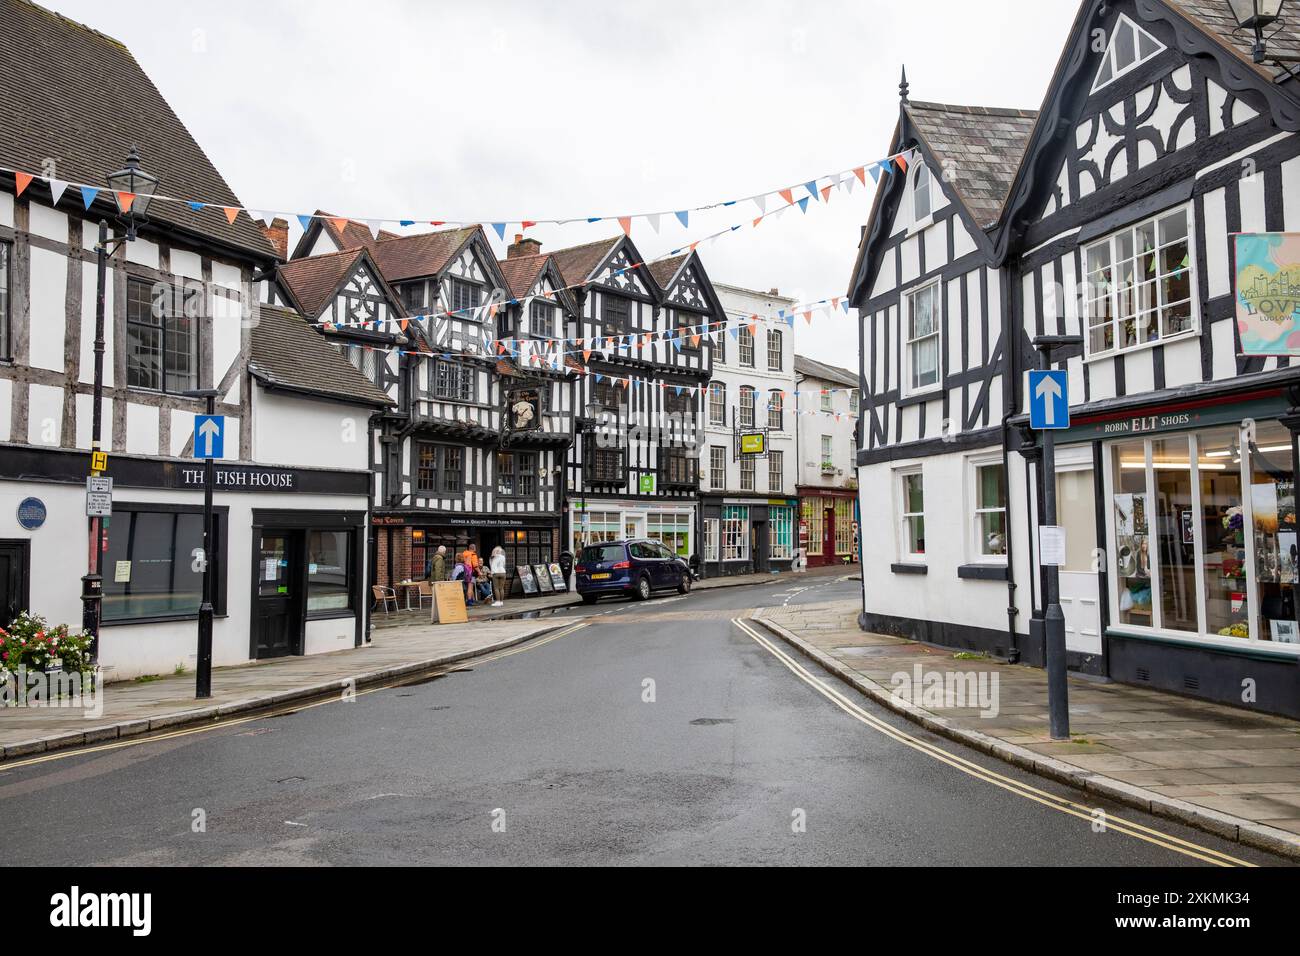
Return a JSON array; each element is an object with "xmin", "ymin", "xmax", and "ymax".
[{"xmin": 1047, "ymin": 387, "xmax": 1300, "ymax": 718}]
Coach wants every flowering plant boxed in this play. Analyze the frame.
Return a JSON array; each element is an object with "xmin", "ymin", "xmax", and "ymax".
[{"xmin": 0, "ymin": 612, "xmax": 94, "ymax": 677}]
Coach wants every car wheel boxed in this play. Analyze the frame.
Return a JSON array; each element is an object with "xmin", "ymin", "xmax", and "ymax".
[
  {"xmin": 582, "ymin": 594, "xmax": 599, "ymax": 605},
  {"xmin": 677, "ymin": 572, "xmax": 691, "ymax": 595},
  {"xmin": 634, "ymin": 575, "xmax": 652, "ymax": 601}
]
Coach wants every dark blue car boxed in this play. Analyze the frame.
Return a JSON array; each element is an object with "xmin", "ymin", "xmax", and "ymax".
[{"xmin": 575, "ymin": 539, "xmax": 693, "ymax": 604}]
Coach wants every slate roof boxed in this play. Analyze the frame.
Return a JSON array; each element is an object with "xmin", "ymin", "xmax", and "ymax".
[
  {"xmin": 906, "ymin": 100, "xmax": 1039, "ymax": 230},
  {"xmin": 248, "ymin": 305, "xmax": 394, "ymax": 408},
  {"xmin": 368, "ymin": 226, "xmax": 479, "ymax": 282},
  {"xmin": 550, "ymin": 237, "xmax": 622, "ymax": 288},
  {"xmin": 795, "ymin": 354, "xmax": 858, "ymax": 389},
  {"xmin": 277, "ymin": 247, "xmax": 365, "ymax": 317},
  {"xmin": 1166, "ymin": 0, "xmax": 1300, "ymax": 82},
  {"xmin": 0, "ymin": 0, "xmax": 276, "ymax": 262}
]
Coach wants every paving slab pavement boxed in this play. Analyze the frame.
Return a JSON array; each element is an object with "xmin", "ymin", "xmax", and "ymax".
[{"xmin": 756, "ymin": 599, "xmax": 1300, "ymax": 859}]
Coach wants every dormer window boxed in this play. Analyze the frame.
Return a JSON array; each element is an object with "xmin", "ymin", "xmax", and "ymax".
[
  {"xmin": 530, "ymin": 300, "xmax": 555, "ymax": 339},
  {"xmin": 913, "ymin": 162, "xmax": 932, "ymax": 222},
  {"xmin": 1091, "ymin": 14, "xmax": 1165, "ymax": 93}
]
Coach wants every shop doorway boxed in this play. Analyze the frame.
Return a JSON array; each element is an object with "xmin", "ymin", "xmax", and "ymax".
[
  {"xmin": 751, "ymin": 519, "xmax": 767, "ymax": 573},
  {"xmin": 822, "ymin": 506, "xmax": 836, "ymax": 564},
  {"xmin": 0, "ymin": 540, "xmax": 29, "ymax": 629},
  {"xmin": 255, "ymin": 530, "xmax": 304, "ymax": 659},
  {"xmin": 1057, "ymin": 467, "xmax": 1101, "ymax": 657}
]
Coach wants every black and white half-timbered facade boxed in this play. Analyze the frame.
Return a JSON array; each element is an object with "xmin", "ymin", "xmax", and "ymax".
[
  {"xmin": 286, "ymin": 226, "xmax": 580, "ymax": 590},
  {"xmin": 552, "ymin": 237, "xmax": 721, "ymax": 560},
  {"xmin": 850, "ymin": 0, "xmax": 1300, "ymax": 717},
  {"xmin": 0, "ymin": 0, "xmax": 389, "ymax": 677}
]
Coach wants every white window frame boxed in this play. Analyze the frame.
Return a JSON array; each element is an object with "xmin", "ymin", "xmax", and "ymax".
[
  {"xmin": 903, "ymin": 280, "xmax": 942, "ymax": 397},
  {"xmin": 897, "ymin": 466, "xmax": 926, "ymax": 562},
  {"xmin": 738, "ymin": 326, "xmax": 754, "ymax": 367},
  {"xmin": 740, "ymin": 456, "xmax": 755, "ymax": 491},
  {"xmin": 768, "ymin": 449, "xmax": 784, "ymax": 493},
  {"xmin": 766, "ymin": 329, "xmax": 783, "ymax": 371},
  {"xmin": 1083, "ymin": 204, "xmax": 1197, "ymax": 362},
  {"xmin": 709, "ymin": 445, "xmax": 727, "ymax": 491},
  {"xmin": 708, "ymin": 382, "xmax": 726, "ymax": 425},
  {"xmin": 739, "ymin": 385, "xmax": 756, "ymax": 429},
  {"xmin": 703, "ymin": 518, "xmax": 720, "ymax": 562},
  {"xmin": 721, "ymin": 506, "xmax": 749, "ymax": 561},
  {"xmin": 967, "ymin": 454, "xmax": 1008, "ymax": 565},
  {"xmin": 769, "ymin": 505, "xmax": 794, "ymax": 560},
  {"xmin": 1091, "ymin": 13, "xmax": 1166, "ymax": 94},
  {"xmin": 820, "ymin": 388, "xmax": 832, "ymax": 412}
]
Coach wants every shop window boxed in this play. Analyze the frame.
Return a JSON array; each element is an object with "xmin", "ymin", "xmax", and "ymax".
[
  {"xmin": 648, "ymin": 512, "xmax": 691, "ymax": 556},
  {"xmin": 703, "ymin": 518, "xmax": 720, "ymax": 562},
  {"xmin": 899, "ymin": 470, "xmax": 925, "ymax": 559},
  {"xmin": 769, "ymin": 450, "xmax": 784, "ymax": 494},
  {"xmin": 721, "ymin": 506, "xmax": 749, "ymax": 560},
  {"xmin": 802, "ymin": 498, "xmax": 825, "ymax": 553},
  {"xmin": 835, "ymin": 498, "xmax": 855, "ymax": 555},
  {"xmin": 904, "ymin": 282, "xmax": 941, "ymax": 395},
  {"xmin": 307, "ymin": 530, "xmax": 352, "ymax": 613},
  {"xmin": 1085, "ymin": 207, "xmax": 1193, "ymax": 358},
  {"xmin": 102, "ymin": 506, "xmax": 225, "ymax": 623},
  {"xmin": 1108, "ymin": 424, "xmax": 1299, "ymax": 646},
  {"xmin": 770, "ymin": 505, "xmax": 794, "ymax": 560},
  {"xmin": 416, "ymin": 443, "xmax": 463, "ymax": 495},
  {"xmin": 126, "ymin": 276, "xmax": 199, "ymax": 394},
  {"xmin": 579, "ymin": 510, "xmax": 621, "ymax": 548},
  {"xmin": 971, "ymin": 460, "xmax": 1008, "ymax": 560}
]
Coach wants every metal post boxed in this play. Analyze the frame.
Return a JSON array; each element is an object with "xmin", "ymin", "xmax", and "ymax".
[
  {"xmin": 1033, "ymin": 336, "xmax": 1080, "ymax": 741},
  {"xmin": 80, "ymin": 220, "xmax": 110, "ymax": 660},
  {"xmin": 196, "ymin": 392, "xmax": 217, "ymax": 699}
]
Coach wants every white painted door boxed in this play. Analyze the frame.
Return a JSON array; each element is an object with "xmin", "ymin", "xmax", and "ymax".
[{"xmin": 1057, "ymin": 467, "xmax": 1102, "ymax": 656}]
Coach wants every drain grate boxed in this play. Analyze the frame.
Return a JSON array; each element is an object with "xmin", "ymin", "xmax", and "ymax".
[{"xmin": 690, "ymin": 717, "xmax": 736, "ymax": 726}]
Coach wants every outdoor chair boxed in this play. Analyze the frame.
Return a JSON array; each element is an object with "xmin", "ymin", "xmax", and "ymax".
[{"xmin": 372, "ymin": 585, "xmax": 398, "ymax": 615}]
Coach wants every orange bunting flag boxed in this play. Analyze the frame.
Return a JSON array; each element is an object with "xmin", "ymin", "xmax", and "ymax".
[
  {"xmin": 115, "ymin": 192, "xmax": 136, "ymax": 214},
  {"xmin": 618, "ymin": 216, "xmax": 633, "ymax": 236},
  {"xmin": 895, "ymin": 153, "xmax": 909, "ymax": 173},
  {"xmin": 753, "ymin": 216, "xmax": 763, "ymax": 228},
  {"xmin": 803, "ymin": 311, "xmax": 814, "ymax": 324},
  {"xmin": 691, "ymin": 334, "xmax": 701, "ymax": 347},
  {"xmin": 583, "ymin": 347, "xmax": 592, "ymax": 362},
  {"xmin": 779, "ymin": 188, "xmax": 794, "ymax": 206},
  {"xmin": 820, "ymin": 184, "xmax": 833, "ymax": 203},
  {"xmin": 832, "ymin": 297, "xmax": 841, "ymax": 310},
  {"xmin": 521, "ymin": 220, "xmax": 537, "ymax": 230},
  {"xmin": 223, "ymin": 206, "xmax": 240, "ymax": 225},
  {"xmin": 400, "ymin": 319, "xmax": 410, "ymax": 332},
  {"xmin": 853, "ymin": 166, "xmax": 867, "ymax": 186},
  {"xmin": 14, "ymin": 171, "xmax": 33, "ymax": 197},
  {"xmin": 329, "ymin": 217, "xmax": 350, "ymax": 235},
  {"xmin": 497, "ymin": 341, "xmax": 507, "ymax": 355},
  {"xmin": 642, "ymin": 332, "xmax": 652, "ymax": 347}
]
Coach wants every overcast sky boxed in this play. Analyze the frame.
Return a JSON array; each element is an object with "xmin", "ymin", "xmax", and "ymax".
[{"xmin": 51, "ymin": 0, "xmax": 1079, "ymax": 368}]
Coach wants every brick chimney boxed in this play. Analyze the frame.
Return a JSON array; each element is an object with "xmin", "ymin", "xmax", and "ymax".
[
  {"xmin": 262, "ymin": 217, "xmax": 289, "ymax": 259},
  {"xmin": 769, "ymin": 288, "xmax": 780, "ymax": 296},
  {"xmin": 507, "ymin": 233, "xmax": 542, "ymax": 259}
]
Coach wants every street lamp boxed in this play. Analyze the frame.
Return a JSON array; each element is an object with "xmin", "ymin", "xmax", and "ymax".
[
  {"xmin": 1226, "ymin": 0, "xmax": 1289, "ymax": 63},
  {"xmin": 82, "ymin": 148, "xmax": 159, "ymax": 663},
  {"xmin": 105, "ymin": 146, "xmax": 159, "ymax": 240}
]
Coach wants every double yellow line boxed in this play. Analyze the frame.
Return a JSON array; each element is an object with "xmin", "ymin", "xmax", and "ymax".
[
  {"xmin": 0, "ymin": 622, "xmax": 589, "ymax": 773},
  {"xmin": 732, "ymin": 618, "xmax": 1253, "ymax": 867}
]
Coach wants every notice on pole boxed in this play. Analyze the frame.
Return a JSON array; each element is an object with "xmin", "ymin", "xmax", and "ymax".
[{"xmin": 1039, "ymin": 525, "xmax": 1067, "ymax": 568}]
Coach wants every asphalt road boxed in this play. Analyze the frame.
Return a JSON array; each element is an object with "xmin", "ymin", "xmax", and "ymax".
[{"xmin": 0, "ymin": 576, "xmax": 1290, "ymax": 866}]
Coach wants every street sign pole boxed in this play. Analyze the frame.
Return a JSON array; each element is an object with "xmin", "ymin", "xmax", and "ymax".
[
  {"xmin": 186, "ymin": 391, "xmax": 222, "ymax": 699},
  {"xmin": 1032, "ymin": 335, "xmax": 1082, "ymax": 741}
]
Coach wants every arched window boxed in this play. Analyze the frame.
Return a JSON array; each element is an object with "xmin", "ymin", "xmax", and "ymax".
[
  {"xmin": 913, "ymin": 162, "xmax": 932, "ymax": 222},
  {"xmin": 739, "ymin": 385, "xmax": 757, "ymax": 429},
  {"xmin": 708, "ymin": 382, "xmax": 726, "ymax": 425}
]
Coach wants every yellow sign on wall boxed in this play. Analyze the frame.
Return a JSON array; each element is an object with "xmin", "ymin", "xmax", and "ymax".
[{"xmin": 740, "ymin": 433, "xmax": 766, "ymax": 455}]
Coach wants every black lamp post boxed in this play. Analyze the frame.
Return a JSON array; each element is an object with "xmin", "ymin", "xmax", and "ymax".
[
  {"xmin": 82, "ymin": 147, "xmax": 159, "ymax": 662},
  {"xmin": 1226, "ymin": 0, "xmax": 1289, "ymax": 63}
]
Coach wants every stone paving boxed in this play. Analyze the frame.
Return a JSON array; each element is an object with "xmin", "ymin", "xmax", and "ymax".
[{"xmin": 758, "ymin": 600, "xmax": 1300, "ymax": 847}]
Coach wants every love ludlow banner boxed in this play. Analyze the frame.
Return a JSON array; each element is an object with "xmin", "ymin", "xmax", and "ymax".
[{"xmin": 1235, "ymin": 232, "xmax": 1300, "ymax": 355}]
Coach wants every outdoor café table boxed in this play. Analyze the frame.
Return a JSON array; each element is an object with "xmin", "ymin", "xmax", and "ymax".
[{"xmin": 393, "ymin": 581, "xmax": 422, "ymax": 610}]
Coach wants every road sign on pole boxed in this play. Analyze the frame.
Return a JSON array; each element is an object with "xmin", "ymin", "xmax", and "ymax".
[
  {"xmin": 194, "ymin": 415, "xmax": 224, "ymax": 459},
  {"xmin": 1028, "ymin": 370, "xmax": 1069, "ymax": 430}
]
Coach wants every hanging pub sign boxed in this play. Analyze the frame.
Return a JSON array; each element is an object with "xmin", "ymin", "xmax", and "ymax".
[
  {"xmin": 504, "ymin": 387, "xmax": 543, "ymax": 435},
  {"xmin": 1234, "ymin": 233, "xmax": 1300, "ymax": 355}
]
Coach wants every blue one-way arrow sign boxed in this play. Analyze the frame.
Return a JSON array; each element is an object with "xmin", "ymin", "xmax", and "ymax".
[
  {"xmin": 1029, "ymin": 370, "xmax": 1069, "ymax": 430},
  {"xmin": 194, "ymin": 414, "xmax": 225, "ymax": 459}
]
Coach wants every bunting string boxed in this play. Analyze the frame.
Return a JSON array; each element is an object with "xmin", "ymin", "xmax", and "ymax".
[{"xmin": 0, "ymin": 150, "xmax": 918, "ymax": 240}]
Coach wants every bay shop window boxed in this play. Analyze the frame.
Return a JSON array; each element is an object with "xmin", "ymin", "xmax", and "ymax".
[{"xmin": 1108, "ymin": 422, "xmax": 1299, "ymax": 647}]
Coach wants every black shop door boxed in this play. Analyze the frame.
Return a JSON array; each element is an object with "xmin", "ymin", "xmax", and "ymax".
[
  {"xmin": 0, "ymin": 541, "xmax": 30, "ymax": 629},
  {"xmin": 254, "ymin": 530, "xmax": 304, "ymax": 659}
]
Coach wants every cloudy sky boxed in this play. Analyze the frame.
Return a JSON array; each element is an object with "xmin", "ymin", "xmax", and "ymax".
[{"xmin": 51, "ymin": 0, "xmax": 1079, "ymax": 367}]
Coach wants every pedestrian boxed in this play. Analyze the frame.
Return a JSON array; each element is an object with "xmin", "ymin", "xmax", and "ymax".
[
  {"xmin": 489, "ymin": 546, "xmax": 508, "ymax": 607},
  {"xmin": 428, "ymin": 545, "xmax": 447, "ymax": 583},
  {"xmin": 461, "ymin": 545, "xmax": 480, "ymax": 605}
]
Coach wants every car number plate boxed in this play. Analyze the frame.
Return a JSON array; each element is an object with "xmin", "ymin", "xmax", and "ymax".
[{"xmin": 592, "ymin": 573, "xmax": 612, "ymax": 580}]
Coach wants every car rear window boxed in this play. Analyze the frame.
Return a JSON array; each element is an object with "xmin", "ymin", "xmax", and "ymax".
[{"xmin": 581, "ymin": 544, "xmax": 626, "ymax": 564}]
